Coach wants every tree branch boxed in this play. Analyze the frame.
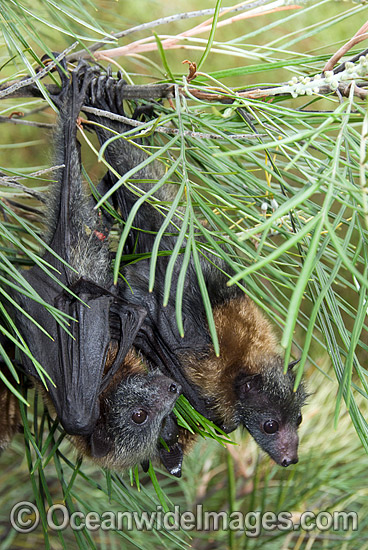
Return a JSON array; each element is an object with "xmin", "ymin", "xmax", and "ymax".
[
  {"xmin": 82, "ymin": 106, "xmax": 264, "ymax": 140},
  {"xmin": 323, "ymin": 20, "xmax": 368, "ymax": 73},
  {"xmin": 67, "ymin": 1, "xmax": 270, "ymax": 61},
  {"xmin": 0, "ymin": 46, "xmax": 78, "ymax": 101}
]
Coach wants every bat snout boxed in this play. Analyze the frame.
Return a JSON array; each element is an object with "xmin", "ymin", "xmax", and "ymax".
[
  {"xmin": 168, "ymin": 382, "xmax": 182, "ymax": 395},
  {"xmin": 281, "ymin": 455, "xmax": 298, "ymax": 467},
  {"xmin": 61, "ymin": 418, "xmax": 93, "ymax": 436},
  {"xmin": 150, "ymin": 375, "xmax": 182, "ymax": 414},
  {"xmin": 276, "ymin": 426, "xmax": 299, "ymax": 467}
]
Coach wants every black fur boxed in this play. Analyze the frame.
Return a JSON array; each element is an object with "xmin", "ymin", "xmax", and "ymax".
[
  {"xmin": 84, "ymin": 71, "xmax": 306, "ymax": 467},
  {"xmin": 2, "ymin": 61, "xmax": 184, "ymax": 474},
  {"xmin": 84, "ymin": 74, "xmax": 240, "ymax": 418}
]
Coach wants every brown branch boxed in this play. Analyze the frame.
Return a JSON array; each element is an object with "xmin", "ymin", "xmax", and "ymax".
[
  {"xmin": 323, "ymin": 21, "xmax": 368, "ymax": 73},
  {"xmin": 67, "ymin": 1, "xmax": 270, "ymax": 62},
  {"xmin": 187, "ymin": 82, "xmax": 368, "ymax": 101},
  {"xmin": 0, "ymin": 81, "xmax": 174, "ymax": 101},
  {"xmin": 340, "ymin": 83, "xmax": 368, "ymax": 100},
  {"xmin": 333, "ymin": 47, "xmax": 368, "ymax": 74},
  {"xmin": 1, "ymin": 77, "xmax": 367, "ymax": 108}
]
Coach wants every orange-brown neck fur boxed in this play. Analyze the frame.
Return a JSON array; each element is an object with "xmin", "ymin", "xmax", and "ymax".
[
  {"xmin": 184, "ymin": 295, "xmax": 280, "ymax": 426},
  {"xmin": 0, "ymin": 379, "xmax": 21, "ymax": 452}
]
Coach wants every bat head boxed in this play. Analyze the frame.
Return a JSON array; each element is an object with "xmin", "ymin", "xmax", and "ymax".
[
  {"xmin": 235, "ymin": 359, "xmax": 306, "ymax": 467},
  {"xmin": 196, "ymin": 296, "xmax": 307, "ymax": 467},
  {"xmin": 90, "ymin": 370, "xmax": 182, "ymax": 469}
]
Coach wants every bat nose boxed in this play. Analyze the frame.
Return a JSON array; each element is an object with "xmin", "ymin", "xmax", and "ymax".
[
  {"xmin": 169, "ymin": 382, "xmax": 181, "ymax": 394},
  {"xmin": 278, "ymin": 426, "xmax": 299, "ymax": 467},
  {"xmin": 281, "ymin": 456, "xmax": 298, "ymax": 467}
]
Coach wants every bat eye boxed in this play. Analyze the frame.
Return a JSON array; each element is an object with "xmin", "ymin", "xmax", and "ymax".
[
  {"xmin": 263, "ymin": 420, "xmax": 279, "ymax": 434},
  {"xmin": 131, "ymin": 409, "xmax": 148, "ymax": 425},
  {"xmin": 297, "ymin": 414, "xmax": 303, "ymax": 426}
]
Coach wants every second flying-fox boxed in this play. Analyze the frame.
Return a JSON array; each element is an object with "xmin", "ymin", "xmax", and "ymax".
[
  {"xmin": 84, "ymin": 70, "xmax": 306, "ymax": 468},
  {"xmin": 1, "ymin": 62, "xmax": 185, "ymax": 474}
]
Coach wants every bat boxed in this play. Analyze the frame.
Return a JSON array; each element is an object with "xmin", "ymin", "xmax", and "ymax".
[
  {"xmin": 1, "ymin": 60, "xmax": 184, "ymax": 475},
  {"xmin": 83, "ymin": 71, "xmax": 306, "ymax": 467}
]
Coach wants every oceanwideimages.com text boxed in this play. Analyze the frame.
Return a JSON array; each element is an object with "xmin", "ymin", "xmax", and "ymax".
[{"xmin": 10, "ymin": 502, "xmax": 358, "ymax": 537}]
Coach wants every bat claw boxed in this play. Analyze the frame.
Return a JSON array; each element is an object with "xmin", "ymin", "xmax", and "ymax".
[
  {"xmin": 105, "ymin": 77, "xmax": 119, "ymax": 114},
  {"xmin": 115, "ymin": 79, "xmax": 128, "ymax": 114},
  {"xmin": 46, "ymin": 56, "xmax": 99, "ymax": 116},
  {"xmin": 86, "ymin": 73, "xmax": 125, "ymax": 117}
]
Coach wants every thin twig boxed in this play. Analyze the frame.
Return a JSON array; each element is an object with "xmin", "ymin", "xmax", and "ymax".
[
  {"xmin": 0, "ymin": 166, "xmax": 64, "ymax": 202},
  {"xmin": 68, "ymin": 1, "xmax": 269, "ymax": 61},
  {"xmin": 0, "ymin": 45, "xmax": 77, "ymax": 100},
  {"xmin": 0, "ymin": 116, "xmax": 54, "ymax": 129},
  {"xmin": 333, "ymin": 47, "xmax": 368, "ymax": 74},
  {"xmin": 82, "ymin": 106, "xmax": 263, "ymax": 140},
  {"xmin": 93, "ymin": 4, "xmax": 300, "ymax": 61},
  {"xmin": 323, "ymin": 21, "xmax": 368, "ymax": 73},
  {"xmin": 22, "ymin": 105, "xmax": 50, "ymax": 117},
  {"xmin": 0, "ymin": 82, "xmax": 59, "ymax": 99},
  {"xmin": 5, "ymin": 166, "xmax": 64, "ymax": 181}
]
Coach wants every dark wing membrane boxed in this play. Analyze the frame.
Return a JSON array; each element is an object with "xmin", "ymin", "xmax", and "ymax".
[
  {"xmin": 54, "ymin": 283, "xmax": 113, "ymax": 435},
  {"xmin": 54, "ymin": 278, "xmax": 147, "ymax": 434},
  {"xmin": 99, "ymin": 297, "xmax": 147, "ymax": 393}
]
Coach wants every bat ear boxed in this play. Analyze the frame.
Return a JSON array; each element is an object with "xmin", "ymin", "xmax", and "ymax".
[
  {"xmin": 236, "ymin": 373, "xmax": 262, "ymax": 399},
  {"xmin": 40, "ymin": 52, "xmax": 66, "ymax": 68},
  {"xmin": 288, "ymin": 358, "xmax": 300, "ymax": 371},
  {"xmin": 159, "ymin": 443, "xmax": 183, "ymax": 478}
]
